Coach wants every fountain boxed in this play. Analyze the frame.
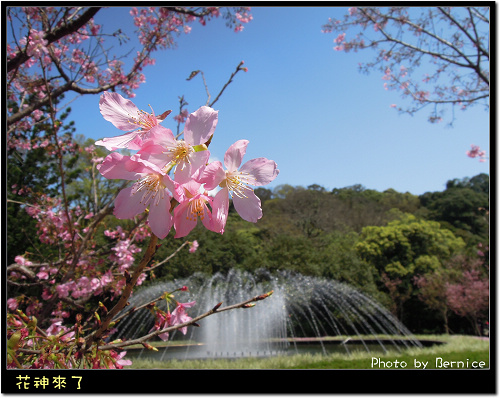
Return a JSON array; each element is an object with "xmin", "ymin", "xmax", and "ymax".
[{"xmin": 112, "ymin": 269, "xmax": 423, "ymax": 361}]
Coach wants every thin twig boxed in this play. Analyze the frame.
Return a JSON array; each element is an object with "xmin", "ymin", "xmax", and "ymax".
[
  {"xmin": 99, "ymin": 290, "xmax": 274, "ymax": 351},
  {"xmin": 209, "ymin": 61, "xmax": 246, "ymax": 108},
  {"xmin": 144, "ymin": 241, "xmax": 190, "ymax": 272}
]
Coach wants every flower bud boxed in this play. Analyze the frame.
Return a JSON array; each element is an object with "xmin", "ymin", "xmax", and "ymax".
[
  {"xmin": 142, "ymin": 342, "xmax": 158, "ymax": 351},
  {"xmin": 99, "ymin": 302, "xmax": 108, "ymax": 314},
  {"xmin": 256, "ymin": 290, "xmax": 274, "ymax": 301}
]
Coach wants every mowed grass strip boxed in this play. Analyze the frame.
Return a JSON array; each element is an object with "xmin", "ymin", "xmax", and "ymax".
[
  {"xmin": 286, "ymin": 349, "xmax": 489, "ymax": 369},
  {"xmin": 127, "ymin": 335, "xmax": 489, "ymax": 370}
]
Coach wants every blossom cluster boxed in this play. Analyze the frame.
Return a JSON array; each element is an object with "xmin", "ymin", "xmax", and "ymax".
[
  {"xmin": 150, "ymin": 298, "xmax": 195, "ymax": 341},
  {"xmin": 7, "ymin": 6, "xmax": 253, "ymax": 141},
  {"xmin": 7, "ymin": 309, "xmax": 132, "ymax": 369},
  {"xmin": 96, "ymin": 91, "xmax": 279, "ymax": 239},
  {"xmin": 466, "ymin": 145, "xmax": 487, "ymax": 163},
  {"xmin": 8, "ymin": 197, "xmax": 152, "ymax": 312}
]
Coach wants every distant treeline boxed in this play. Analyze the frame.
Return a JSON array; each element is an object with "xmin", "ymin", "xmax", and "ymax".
[{"xmin": 148, "ymin": 173, "xmax": 489, "ymax": 335}]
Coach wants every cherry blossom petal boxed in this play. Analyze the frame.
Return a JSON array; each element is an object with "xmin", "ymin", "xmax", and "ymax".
[
  {"xmin": 173, "ymin": 201, "xmax": 198, "ymax": 238},
  {"xmin": 173, "ymin": 150, "xmax": 210, "ymax": 184},
  {"xmin": 129, "ymin": 154, "xmax": 166, "ymax": 176},
  {"xmin": 97, "ymin": 152, "xmax": 151, "ymax": 180},
  {"xmin": 142, "ymin": 125, "xmax": 177, "ymax": 148},
  {"xmin": 136, "ymin": 143, "xmax": 171, "ymax": 169},
  {"xmin": 200, "ymin": 203, "xmax": 214, "ymax": 232},
  {"xmin": 197, "ymin": 161, "xmax": 226, "ymax": 191},
  {"xmin": 113, "ymin": 186, "xmax": 148, "ymax": 219},
  {"xmin": 99, "ymin": 91, "xmax": 140, "ymax": 131},
  {"xmin": 212, "ymin": 188, "xmax": 230, "ymax": 233},
  {"xmin": 224, "ymin": 140, "xmax": 249, "ymax": 171},
  {"xmin": 239, "ymin": 158, "xmax": 279, "ymax": 186},
  {"xmin": 95, "ymin": 131, "xmax": 141, "ymax": 151},
  {"xmin": 148, "ymin": 195, "xmax": 173, "ymax": 239},
  {"xmin": 232, "ymin": 189, "xmax": 263, "ymax": 222},
  {"xmin": 171, "ymin": 301, "xmax": 196, "ymax": 334},
  {"xmin": 184, "ymin": 106, "xmax": 218, "ymax": 146},
  {"xmin": 161, "ymin": 174, "xmax": 177, "ymax": 194}
]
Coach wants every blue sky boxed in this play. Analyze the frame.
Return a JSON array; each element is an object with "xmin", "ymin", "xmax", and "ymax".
[{"xmin": 72, "ymin": 6, "xmax": 490, "ymax": 196}]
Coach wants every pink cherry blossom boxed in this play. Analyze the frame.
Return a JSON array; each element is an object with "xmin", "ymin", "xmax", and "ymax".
[
  {"xmin": 97, "ymin": 152, "xmax": 176, "ymax": 239},
  {"xmin": 110, "ymin": 239, "xmax": 141, "ymax": 272},
  {"xmin": 170, "ymin": 301, "xmax": 196, "ymax": 335},
  {"xmin": 334, "ymin": 33, "xmax": 346, "ymax": 44},
  {"xmin": 95, "ymin": 91, "xmax": 171, "ymax": 150},
  {"xmin": 56, "ymin": 282, "xmax": 75, "ymax": 299},
  {"xmin": 173, "ymin": 109, "xmax": 189, "ymax": 124},
  {"xmin": 15, "ymin": 255, "xmax": 33, "ymax": 266},
  {"xmin": 113, "ymin": 351, "xmax": 132, "ymax": 368},
  {"xmin": 36, "ymin": 268, "xmax": 50, "ymax": 280},
  {"xmin": 7, "ymin": 298, "xmax": 18, "ymax": 311},
  {"xmin": 138, "ymin": 106, "xmax": 218, "ymax": 183},
  {"xmin": 150, "ymin": 300, "xmax": 195, "ymax": 341},
  {"xmin": 42, "ymin": 289, "xmax": 53, "ymax": 301},
  {"xmin": 198, "ymin": 140, "xmax": 279, "ymax": 232},
  {"xmin": 189, "ymin": 240, "xmax": 199, "ymax": 253},
  {"xmin": 19, "ymin": 29, "xmax": 49, "ymax": 58},
  {"xmin": 151, "ymin": 311, "xmax": 172, "ymax": 341},
  {"xmin": 466, "ymin": 144, "xmax": 487, "ymax": 162},
  {"xmin": 173, "ymin": 180, "xmax": 217, "ymax": 238}
]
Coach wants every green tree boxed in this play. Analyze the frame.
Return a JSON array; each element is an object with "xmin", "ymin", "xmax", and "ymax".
[
  {"xmin": 355, "ymin": 213, "xmax": 465, "ymax": 320},
  {"xmin": 65, "ymin": 136, "xmax": 129, "ymax": 214},
  {"xmin": 7, "ymin": 102, "xmax": 78, "ymax": 264},
  {"xmin": 420, "ymin": 174, "xmax": 489, "ymax": 243},
  {"xmin": 331, "ymin": 185, "xmax": 421, "ymax": 231},
  {"xmin": 315, "ymin": 231, "xmax": 380, "ymax": 299}
]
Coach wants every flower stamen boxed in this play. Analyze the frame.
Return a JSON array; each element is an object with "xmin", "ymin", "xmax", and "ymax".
[
  {"xmin": 223, "ymin": 171, "xmax": 256, "ymax": 198},
  {"xmin": 128, "ymin": 105, "xmax": 158, "ymax": 131},
  {"xmin": 186, "ymin": 198, "xmax": 207, "ymax": 221},
  {"xmin": 133, "ymin": 174, "xmax": 166, "ymax": 206},
  {"xmin": 167, "ymin": 141, "xmax": 194, "ymax": 171}
]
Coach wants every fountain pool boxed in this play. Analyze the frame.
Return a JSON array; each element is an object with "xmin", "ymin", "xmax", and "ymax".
[{"xmin": 112, "ymin": 269, "xmax": 424, "ymax": 360}]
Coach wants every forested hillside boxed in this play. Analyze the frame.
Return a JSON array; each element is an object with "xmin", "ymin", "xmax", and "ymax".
[
  {"xmin": 8, "ymin": 162, "xmax": 489, "ymax": 334},
  {"xmin": 142, "ymin": 174, "xmax": 490, "ymax": 334}
]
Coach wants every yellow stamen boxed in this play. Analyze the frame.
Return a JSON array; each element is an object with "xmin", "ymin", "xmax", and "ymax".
[
  {"xmin": 167, "ymin": 141, "xmax": 194, "ymax": 171},
  {"xmin": 222, "ymin": 171, "xmax": 256, "ymax": 198},
  {"xmin": 133, "ymin": 174, "xmax": 166, "ymax": 206}
]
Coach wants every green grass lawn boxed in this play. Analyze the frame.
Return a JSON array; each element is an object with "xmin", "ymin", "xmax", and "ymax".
[{"xmin": 127, "ymin": 335, "xmax": 489, "ymax": 370}]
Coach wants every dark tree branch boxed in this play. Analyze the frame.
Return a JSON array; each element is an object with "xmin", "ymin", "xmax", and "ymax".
[{"xmin": 7, "ymin": 7, "xmax": 102, "ymax": 73}]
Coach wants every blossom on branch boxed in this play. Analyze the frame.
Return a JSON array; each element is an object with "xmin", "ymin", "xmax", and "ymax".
[
  {"xmin": 189, "ymin": 240, "xmax": 199, "ymax": 253},
  {"xmin": 96, "ymin": 92, "xmax": 172, "ymax": 150},
  {"xmin": 96, "ymin": 92, "xmax": 278, "ymax": 241},
  {"xmin": 97, "ymin": 153, "xmax": 176, "ymax": 239},
  {"xmin": 150, "ymin": 300, "xmax": 196, "ymax": 341},
  {"xmin": 173, "ymin": 180, "xmax": 216, "ymax": 238},
  {"xmin": 199, "ymin": 139, "xmax": 279, "ymax": 233},
  {"xmin": 137, "ymin": 105, "xmax": 218, "ymax": 183},
  {"xmin": 466, "ymin": 144, "xmax": 487, "ymax": 162}
]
